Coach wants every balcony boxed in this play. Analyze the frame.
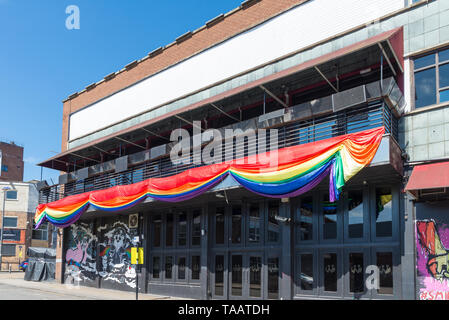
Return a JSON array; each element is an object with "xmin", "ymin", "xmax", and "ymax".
[{"xmin": 39, "ymin": 77, "xmax": 403, "ymax": 204}]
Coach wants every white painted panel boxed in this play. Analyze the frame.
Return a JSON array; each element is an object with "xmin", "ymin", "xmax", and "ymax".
[{"xmin": 69, "ymin": 0, "xmax": 404, "ymax": 141}]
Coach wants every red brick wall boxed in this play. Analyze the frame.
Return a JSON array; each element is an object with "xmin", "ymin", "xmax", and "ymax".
[
  {"xmin": 61, "ymin": 0, "xmax": 308, "ymax": 152},
  {"xmin": 0, "ymin": 142, "xmax": 24, "ymax": 182}
]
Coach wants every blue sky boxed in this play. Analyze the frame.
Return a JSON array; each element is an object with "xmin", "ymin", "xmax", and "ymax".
[{"xmin": 0, "ymin": 0, "xmax": 242, "ymax": 184}]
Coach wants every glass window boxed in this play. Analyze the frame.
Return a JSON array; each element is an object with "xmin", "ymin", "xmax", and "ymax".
[
  {"xmin": 1, "ymin": 165, "xmax": 8, "ymax": 172},
  {"xmin": 348, "ymin": 190, "xmax": 364, "ymax": 238},
  {"xmin": 1, "ymin": 244, "xmax": 15, "ymax": 257},
  {"xmin": 191, "ymin": 255, "xmax": 201, "ymax": 280},
  {"xmin": 166, "ymin": 214, "xmax": 173, "ymax": 247},
  {"xmin": 248, "ymin": 203, "xmax": 261, "ymax": 243},
  {"xmin": 323, "ymin": 195, "xmax": 338, "ymax": 240},
  {"xmin": 268, "ymin": 257, "xmax": 279, "ymax": 299},
  {"xmin": 5, "ymin": 190, "xmax": 17, "ymax": 200},
  {"xmin": 414, "ymin": 54, "xmax": 435, "ymax": 70},
  {"xmin": 268, "ymin": 201, "xmax": 280, "ymax": 242},
  {"xmin": 439, "ymin": 63, "xmax": 449, "ymax": 88},
  {"xmin": 440, "ymin": 89, "xmax": 449, "ymax": 103},
  {"xmin": 32, "ymin": 221, "xmax": 48, "ymax": 240},
  {"xmin": 231, "ymin": 206, "xmax": 242, "ymax": 244},
  {"xmin": 299, "ymin": 254, "xmax": 314, "ymax": 291},
  {"xmin": 152, "ymin": 215, "xmax": 161, "ymax": 247},
  {"xmin": 375, "ymin": 188, "xmax": 393, "ymax": 238},
  {"xmin": 192, "ymin": 210, "xmax": 201, "ymax": 246},
  {"xmin": 249, "ymin": 256, "xmax": 262, "ymax": 297},
  {"xmin": 415, "ymin": 68, "xmax": 436, "ymax": 108},
  {"xmin": 323, "ymin": 253, "xmax": 337, "ymax": 292},
  {"xmin": 349, "ymin": 253, "xmax": 364, "ymax": 293},
  {"xmin": 3, "ymin": 217, "xmax": 17, "ymax": 228},
  {"xmin": 152, "ymin": 256, "xmax": 160, "ymax": 279},
  {"xmin": 215, "ymin": 207, "xmax": 225, "ymax": 245},
  {"xmin": 299, "ymin": 197, "xmax": 313, "ymax": 241},
  {"xmin": 177, "ymin": 212, "xmax": 187, "ymax": 246},
  {"xmin": 377, "ymin": 252, "xmax": 393, "ymax": 295},
  {"xmin": 231, "ymin": 255, "xmax": 243, "ymax": 296},
  {"xmin": 439, "ymin": 49, "xmax": 449, "ymax": 64},
  {"xmin": 178, "ymin": 257, "xmax": 186, "ymax": 280},
  {"xmin": 215, "ymin": 255, "xmax": 224, "ymax": 296},
  {"xmin": 165, "ymin": 256, "xmax": 173, "ymax": 279}
]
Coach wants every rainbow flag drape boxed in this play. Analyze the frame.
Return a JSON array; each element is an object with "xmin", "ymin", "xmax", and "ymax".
[{"xmin": 35, "ymin": 127, "xmax": 385, "ymax": 229}]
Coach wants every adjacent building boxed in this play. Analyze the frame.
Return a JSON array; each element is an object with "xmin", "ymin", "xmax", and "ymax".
[
  {"xmin": 0, "ymin": 141, "xmax": 24, "ymax": 182},
  {"xmin": 36, "ymin": 0, "xmax": 449, "ymax": 299}
]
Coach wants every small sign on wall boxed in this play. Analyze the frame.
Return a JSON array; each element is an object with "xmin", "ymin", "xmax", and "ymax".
[{"xmin": 129, "ymin": 213, "xmax": 138, "ymax": 229}]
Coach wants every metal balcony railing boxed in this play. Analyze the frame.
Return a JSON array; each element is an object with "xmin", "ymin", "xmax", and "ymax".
[{"xmin": 39, "ymin": 99, "xmax": 398, "ymax": 204}]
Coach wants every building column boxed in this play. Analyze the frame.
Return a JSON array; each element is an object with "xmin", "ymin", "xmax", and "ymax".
[
  {"xmin": 200, "ymin": 203, "xmax": 210, "ymax": 300},
  {"xmin": 55, "ymin": 227, "xmax": 65, "ymax": 284},
  {"xmin": 280, "ymin": 200, "xmax": 292, "ymax": 300},
  {"xmin": 401, "ymin": 192, "xmax": 416, "ymax": 299}
]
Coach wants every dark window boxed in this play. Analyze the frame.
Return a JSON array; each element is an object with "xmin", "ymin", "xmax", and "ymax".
[
  {"xmin": 166, "ymin": 214, "xmax": 173, "ymax": 247},
  {"xmin": 349, "ymin": 253, "xmax": 364, "ymax": 293},
  {"xmin": 231, "ymin": 255, "xmax": 243, "ymax": 296},
  {"xmin": 231, "ymin": 206, "xmax": 242, "ymax": 244},
  {"xmin": 299, "ymin": 197, "xmax": 313, "ymax": 241},
  {"xmin": 215, "ymin": 207, "xmax": 225, "ymax": 245},
  {"xmin": 323, "ymin": 196, "xmax": 338, "ymax": 240},
  {"xmin": 5, "ymin": 190, "xmax": 17, "ymax": 200},
  {"xmin": 300, "ymin": 254, "xmax": 314, "ymax": 291},
  {"xmin": 177, "ymin": 212, "xmax": 187, "ymax": 246},
  {"xmin": 414, "ymin": 47, "xmax": 449, "ymax": 108},
  {"xmin": 32, "ymin": 221, "xmax": 48, "ymax": 240},
  {"xmin": 191, "ymin": 255, "xmax": 201, "ymax": 280},
  {"xmin": 248, "ymin": 203, "xmax": 261, "ymax": 243},
  {"xmin": 178, "ymin": 257, "xmax": 186, "ymax": 280},
  {"xmin": 375, "ymin": 188, "xmax": 393, "ymax": 238},
  {"xmin": 268, "ymin": 257, "xmax": 279, "ymax": 299},
  {"xmin": 165, "ymin": 256, "xmax": 173, "ymax": 279},
  {"xmin": 152, "ymin": 215, "xmax": 161, "ymax": 247},
  {"xmin": 3, "ymin": 217, "xmax": 17, "ymax": 228},
  {"xmin": 268, "ymin": 201, "xmax": 280, "ymax": 242},
  {"xmin": 215, "ymin": 255, "xmax": 224, "ymax": 296},
  {"xmin": 323, "ymin": 253, "xmax": 337, "ymax": 292},
  {"xmin": 192, "ymin": 210, "xmax": 201, "ymax": 246},
  {"xmin": 249, "ymin": 256, "xmax": 262, "ymax": 298},
  {"xmin": 152, "ymin": 256, "xmax": 160, "ymax": 279},
  {"xmin": 348, "ymin": 190, "xmax": 364, "ymax": 238},
  {"xmin": 377, "ymin": 252, "xmax": 393, "ymax": 295},
  {"xmin": 1, "ymin": 165, "xmax": 8, "ymax": 173},
  {"xmin": 1, "ymin": 244, "xmax": 15, "ymax": 256}
]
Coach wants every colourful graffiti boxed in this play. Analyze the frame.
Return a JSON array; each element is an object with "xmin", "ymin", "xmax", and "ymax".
[{"xmin": 416, "ymin": 219, "xmax": 449, "ymax": 300}]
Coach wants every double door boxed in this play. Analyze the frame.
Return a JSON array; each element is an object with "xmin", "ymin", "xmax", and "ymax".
[{"xmin": 211, "ymin": 251, "xmax": 280, "ymax": 300}]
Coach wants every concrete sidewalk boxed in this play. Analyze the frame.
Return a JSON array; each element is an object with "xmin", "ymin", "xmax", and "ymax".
[{"xmin": 0, "ymin": 272, "xmax": 187, "ymax": 300}]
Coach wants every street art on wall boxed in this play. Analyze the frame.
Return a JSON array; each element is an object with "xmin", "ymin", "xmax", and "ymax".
[
  {"xmin": 98, "ymin": 220, "xmax": 136, "ymax": 289},
  {"xmin": 416, "ymin": 219, "xmax": 449, "ymax": 300},
  {"xmin": 64, "ymin": 222, "xmax": 97, "ymax": 285}
]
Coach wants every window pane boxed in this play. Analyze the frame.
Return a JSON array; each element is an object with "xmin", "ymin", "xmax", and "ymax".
[
  {"xmin": 178, "ymin": 212, "xmax": 187, "ymax": 246},
  {"xmin": 152, "ymin": 256, "xmax": 160, "ymax": 279},
  {"xmin": 3, "ymin": 217, "xmax": 17, "ymax": 228},
  {"xmin": 166, "ymin": 214, "xmax": 173, "ymax": 247},
  {"xmin": 377, "ymin": 252, "xmax": 393, "ymax": 295},
  {"xmin": 215, "ymin": 207, "xmax": 225, "ymax": 245},
  {"xmin": 415, "ymin": 68, "xmax": 436, "ymax": 108},
  {"xmin": 439, "ymin": 63, "xmax": 449, "ymax": 88},
  {"xmin": 414, "ymin": 53, "xmax": 435, "ymax": 70},
  {"xmin": 376, "ymin": 188, "xmax": 393, "ymax": 237},
  {"xmin": 439, "ymin": 48, "xmax": 449, "ymax": 64},
  {"xmin": 215, "ymin": 255, "xmax": 224, "ymax": 296},
  {"xmin": 178, "ymin": 257, "xmax": 186, "ymax": 280},
  {"xmin": 249, "ymin": 256, "xmax": 262, "ymax": 297},
  {"xmin": 348, "ymin": 190, "xmax": 364, "ymax": 238},
  {"xmin": 1, "ymin": 244, "xmax": 15, "ymax": 256},
  {"xmin": 300, "ymin": 254, "xmax": 314, "ymax": 291},
  {"xmin": 165, "ymin": 256, "xmax": 173, "ymax": 279},
  {"xmin": 323, "ymin": 195, "xmax": 338, "ymax": 240},
  {"xmin": 231, "ymin": 206, "xmax": 241, "ymax": 244},
  {"xmin": 268, "ymin": 257, "xmax": 279, "ymax": 299},
  {"xmin": 191, "ymin": 255, "xmax": 201, "ymax": 280},
  {"xmin": 153, "ymin": 215, "xmax": 161, "ymax": 247},
  {"xmin": 440, "ymin": 89, "xmax": 449, "ymax": 103},
  {"xmin": 192, "ymin": 210, "xmax": 201, "ymax": 246},
  {"xmin": 5, "ymin": 190, "xmax": 17, "ymax": 200},
  {"xmin": 323, "ymin": 253, "xmax": 337, "ymax": 292},
  {"xmin": 299, "ymin": 197, "xmax": 313, "ymax": 241},
  {"xmin": 349, "ymin": 253, "xmax": 364, "ymax": 293},
  {"xmin": 248, "ymin": 203, "xmax": 261, "ymax": 243},
  {"xmin": 231, "ymin": 255, "xmax": 243, "ymax": 296},
  {"xmin": 268, "ymin": 201, "xmax": 280, "ymax": 242}
]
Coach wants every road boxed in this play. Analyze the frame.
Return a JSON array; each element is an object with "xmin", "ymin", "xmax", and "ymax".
[{"xmin": 0, "ymin": 282, "xmax": 87, "ymax": 300}]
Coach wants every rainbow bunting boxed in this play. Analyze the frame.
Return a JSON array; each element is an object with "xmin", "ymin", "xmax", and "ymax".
[{"xmin": 35, "ymin": 127, "xmax": 385, "ymax": 229}]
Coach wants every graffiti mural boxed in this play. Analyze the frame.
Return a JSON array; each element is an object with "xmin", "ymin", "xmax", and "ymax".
[
  {"xmin": 98, "ymin": 219, "xmax": 137, "ymax": 290},
  {"xmin": 416, "ymin": 219, "xmax": 449, "ymax": 300},
  {"xmin": 64, "ymin": 222, "xmax": 97, "ymax": 285}
]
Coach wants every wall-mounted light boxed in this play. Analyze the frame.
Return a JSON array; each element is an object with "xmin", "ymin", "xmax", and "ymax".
[{"xmin": 274, "ymin": 215, "xmax": 291, "ymax": 224}]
